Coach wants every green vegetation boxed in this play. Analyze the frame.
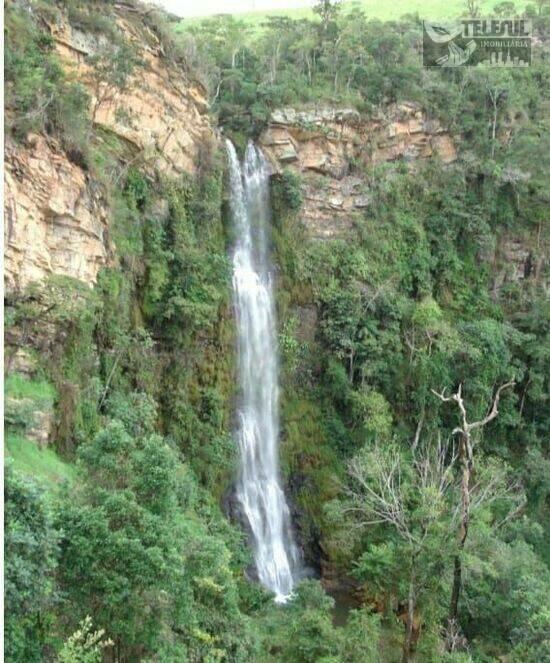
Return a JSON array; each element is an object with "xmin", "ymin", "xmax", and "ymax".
[
  {"xmin": 177, "ymin": 0, "xmax": 550, "ymax": 144},
  {"xmin": 4, "ymin": 374, "xmax": 57, "ymax": 436},
  {"xmin": 4, "ymin": 0, "xmax": 550, "ymax": 661},
  {"xmin": 257, "ymin": 580, "xmax": 382, "ymax": 661},
  {"xmin": 4, "ymin": 0, "xmax": 141, "ymax": 167},
  {"xmin": 4, "ymin": 1, "xmax": 89, "ymax": 148},
  {"xmin": 178, "ymin": 0, "xmax": 531, "ymax": 33},
  {"xmin": 269, "ymin": 138, "xmax": 549, "ymax": 657},
  {"xmin": 4, "ymin": 466, "xmax": 60, "ymax": 662},
  {"xmin": 4, "ymin": 374, "xmax": 56, "ymax": 403},
  {"xmin": 57, "ymin": 617, "xmax": 113, "ymax": 663},
  {"xmin": 5, "ymin": 436, "xmax": 76, "ymax": 487},
  {"xmin": 56, "ymin": 416, "xmax": 256, "ymax": 661}
]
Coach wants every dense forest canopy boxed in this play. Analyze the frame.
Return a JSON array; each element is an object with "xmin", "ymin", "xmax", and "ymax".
[{"xmin": 4, "ymin": 0, "xmax": 550, "ymax": 661}]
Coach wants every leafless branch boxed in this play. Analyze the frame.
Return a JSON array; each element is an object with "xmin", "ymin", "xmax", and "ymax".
[
  {"xmin": 411, "ymin": 412, "xmax": 424, "ymax": 453},
  {"xmin": 468, "ymin": 380, "xmax": 515, "ymax": 431}
]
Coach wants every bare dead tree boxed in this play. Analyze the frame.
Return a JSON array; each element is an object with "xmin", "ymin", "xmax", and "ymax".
[
  {"xmin": 431, "ymin": 380, "xmax": 515, "ymax": 641},
  {"xmin": 344, "ymin": 439, "xmax": 457, "ymax": 663}
]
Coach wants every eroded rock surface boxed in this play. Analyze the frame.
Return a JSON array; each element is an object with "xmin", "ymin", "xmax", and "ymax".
[
  {"xmin": 260, "ymin": 103, "xmax": 457, "ymax": 238},
  {"xmin": 4, "ymin": 135, "xmax": 109, "ymax": 292},
  {"xmin": 490, "ymin": 234, "xmax": 548, "ymax": 296},
  {"xmin": 4, "ymin": 7, "xmax": 216, "ymax": 293},
  {"xmin": 51, "ymin": 13, "xmax": 213, "ymax": 177}
]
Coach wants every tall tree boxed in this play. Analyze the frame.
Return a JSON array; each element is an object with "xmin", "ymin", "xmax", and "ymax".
[
  {"xmin": 432, "ymin": 381, "xmax": 516, "ymax": 645},
  {"xmin": 4, "ymin": 467, "xmax": 59, "ymax": 662},
  {"xmin": 313, "ymin": 0, "xmax": 342, "ymax": 33},
  {"xmin": 338, "ymin": 439, "xmax": 458, "ymax": 662}
]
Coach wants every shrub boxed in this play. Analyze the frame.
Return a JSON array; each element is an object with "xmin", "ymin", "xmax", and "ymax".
[
  {"xmin": 5, "ymin": 4, "xmax": 91, "ymax": 148},
  {"xmin": 4, "ymin": 466, "xmax": 59, "ymax": 661},
  {"xmin": 272, "ymin": 169, "xmax": 303, "ymax": 214}
]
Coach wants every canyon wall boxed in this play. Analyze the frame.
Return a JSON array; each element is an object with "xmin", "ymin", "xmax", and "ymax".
[
  {"xmin": 259, "ymin": 104, "xmax": 545, "ymax": 292},
  {"xmin": 4, "ymin": 135, "xmax": 109, "ymax": 292},
  {"xmin": 4, "ymin": 6, "xmax": 215, "ymax": 294},
  {"xmin": 259, "ymin": 103, "xmax": 457, "ymax": 239}
]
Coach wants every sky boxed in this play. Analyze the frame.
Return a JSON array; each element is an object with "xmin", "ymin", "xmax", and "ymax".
[{"xmin": 156, "ymin": 0, "xmax": 315, "ymax": 18}]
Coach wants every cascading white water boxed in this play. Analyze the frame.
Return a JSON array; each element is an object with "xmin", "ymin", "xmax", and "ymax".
[{"xmin": 226, "ymin": 139, "xmax": 300, "ymax": 603}]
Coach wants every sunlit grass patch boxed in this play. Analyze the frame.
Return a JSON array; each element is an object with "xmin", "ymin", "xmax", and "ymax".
[
  {"xmin": 5, "ymin": 433, "xmax": 77, "ymax": 487},
  {"xmin": 5, "ymin": 373, "xmax": 56, "ymax": 405}
]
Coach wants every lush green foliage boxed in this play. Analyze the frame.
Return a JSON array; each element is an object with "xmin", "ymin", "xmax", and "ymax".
[
  {"xmin": 178, "ymin": 0, "xmax": 549, "ymax": 139},
  {"xmin": 5, "ymin": 434, "xmax": 76, "ymax": 487},
  {"xmin": 56, "ymin": 414, "xmax": 256, "ymax": 660},
  {"xmin": 4, "ymin": 2, "xmax": 89, "ymax": 149},
  {"xmin": 4, "ymin": 0, "xmax": 550, "ymax": 661},
  {"xmin": 58, "ymin": 616, "xmax": 112, "ymax": 663},
  {"xmin": 4, "ymin": 466, "xmax": 60, "ymax": 661},
  {"xmin": 271, "ymin": 150, "xmax": 549, "ymax": 658},
  {"xmin": 258, "ymin": 580, "xmax": 381, "ymax": 662}
]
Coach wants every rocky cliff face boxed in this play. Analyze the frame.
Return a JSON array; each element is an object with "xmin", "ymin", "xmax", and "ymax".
[
  {"xmin": 260, "ymin": 103, "xmax": 456, "ymax": 239},
  {"xmin": 490, "ymin": 233, "xmax": 547, "ymax": 296},
  {"xmin": 4, "ymin": 6, "xmax": 215, "ymax": 294},
  {"xmin": 51, "ymin": 12, "xmax": 212, "ymax": 177},
  {"xmin": 4, "ymin": 134, "xmax": 109, "ymax": 292}
]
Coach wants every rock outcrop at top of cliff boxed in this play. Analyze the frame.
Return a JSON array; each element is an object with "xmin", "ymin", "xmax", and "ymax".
[
  {"xmin": 4, "ymin": 6, "xmax": 215, "ymax": 294},
  {"xmin": 260, "ymin": 103, "xmax": 457, "ymax": 239},
  {"xmin": 51, "ymin": 12, "xmax": 212, "ymax": 177}
]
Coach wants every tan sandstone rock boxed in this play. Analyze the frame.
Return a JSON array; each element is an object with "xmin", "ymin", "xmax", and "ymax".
[
  {"xmin": 4, "ymin": 135, "xmax": 109, "ymax": 292},
  {"xmin": 260, "ymin": 103, "xmax": 457, "ymax": 239},
  {"xmin": 51, "ymin": 13, "xmax": 213, "ymax": 178},
  {"xmin": 4, "ymin": 7, "xmax": 216, "ymax": 293}
]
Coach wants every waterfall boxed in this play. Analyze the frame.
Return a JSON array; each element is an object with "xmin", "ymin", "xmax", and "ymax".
[{"xmin": 226, "ymin": 139, "xmax": 300, "ymax": 603}]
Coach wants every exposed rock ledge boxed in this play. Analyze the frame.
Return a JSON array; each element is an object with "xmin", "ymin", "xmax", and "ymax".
[
  {"xmin": 260, "ymin": 103, "xmax": 457, "ymax": 239},
  {"xmin": 4, "ymin": 135, "xmax": 109, "ymax": 292},
  {"xmin": 4, "ymin": 7, "xmax": 217, "ymax": 293},
  {"xmin": 51, "ymin": 12, "xmax": 213, "ymax": 177}
]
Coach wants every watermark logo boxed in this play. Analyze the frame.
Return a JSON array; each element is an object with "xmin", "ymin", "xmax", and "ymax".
[{"xmin": 423, "ymin": 19, "xmax": 531, "ymax": 67}]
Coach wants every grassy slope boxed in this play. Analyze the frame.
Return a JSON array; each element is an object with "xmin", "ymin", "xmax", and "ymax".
[
  {"xmin": 5, "ymin": 373, "xmax": 56, "ymax": 404},
  {"xmin": 5, "ymin": 374, "xmax": 75, "ymax": 487},
  {"xmin": 177, "ymin": 0, "xmax": 528, "ymax": 32},
  {"xmin": 5, "ymin": 433, "xmax": 76, "ymax": 486}
]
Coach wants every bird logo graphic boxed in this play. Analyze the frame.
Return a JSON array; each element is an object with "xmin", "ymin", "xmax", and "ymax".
[{"xmin": 423, "ymin": 21, "xmax": 477, "ymax": 67}]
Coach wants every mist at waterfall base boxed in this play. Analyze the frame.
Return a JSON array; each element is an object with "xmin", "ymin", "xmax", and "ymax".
[{"xmin": 226, "ymin": 140, "xmax": 302, "ymax": 603}]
